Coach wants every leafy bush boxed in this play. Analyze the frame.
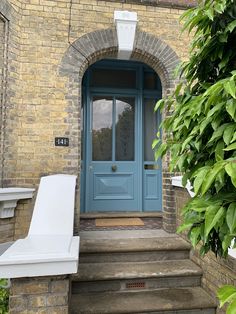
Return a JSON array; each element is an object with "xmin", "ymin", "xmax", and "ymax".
[
  {"xmin": 154, "ymin": 0, "xmax": 236, "ymax": 258},
  {"xmin": 0, "ymin": 279, "xmax": 9, "ymax": 314},
  {"xmin": 153, "ymin": 1, "xmax": 236, "ymax": 312}
]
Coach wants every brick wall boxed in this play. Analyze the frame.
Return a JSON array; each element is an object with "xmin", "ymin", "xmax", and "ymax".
[
  {"xmin": 97, "ymin": 0, "xmax": 197, "ymax": 9},
  {"xmin": 0, "ymin": 0, "xmax": 22, "ymax": 189},
  {"xmin": 0, "ymin": 0, "xmax": 193, "ymax": 237},
  {"xmin": 0, "ymin": 217, "xmax": 15, "ymax": 244},
  {"xmin": 174, "ymin": 186, "xmax": 236, "ymax": 314},
  {"xmin": 0, "ymin": 17, "xmax": 6, "ymax": 188},
  {"xmin": 9, "ymin": 276, "xmax": 70, "ymax": 313},
  {"xmin": 0, "ymin": 0, "xmax": 35, "ymax": 240}
]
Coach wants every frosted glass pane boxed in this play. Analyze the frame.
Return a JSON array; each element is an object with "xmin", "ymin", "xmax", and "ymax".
[
  {"xmin": 92, "ymin": 97, "xmax": 112, "ymax": 161},
  {"xmin": 144, "ymin": 98, "xmax": 157, "ymax": 161},
  {"xmin": 115, "ymin": 98, "xmax": 135, "ymax": 161}
]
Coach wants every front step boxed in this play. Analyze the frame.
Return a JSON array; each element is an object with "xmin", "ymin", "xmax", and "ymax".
[
  {"xmin": 72, "ymin": 259, "xmax": 202, "ymax": 293},
  {"xmin": 80, "ymin": 234, "xmax": 191, "ymax": 263},
  {"xmin": 72, "ymin": 230, "xmax": 216, "ymax": 314},
  {"xmin": 70, "ymin": 287, "xmax": 216, "ymax": 314}
]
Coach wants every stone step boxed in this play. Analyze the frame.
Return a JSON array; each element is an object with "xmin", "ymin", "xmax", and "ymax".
[
  {"xmin": 71, "ymin": 287, "xmax": 216, "ymax": 314},
  {"xmin": 72, "ymin": 260, "xmax": 202, "ymax": 293},
  {"xmin": 79, "ymin": 236, "xmax": 191, "ymax": 263}
]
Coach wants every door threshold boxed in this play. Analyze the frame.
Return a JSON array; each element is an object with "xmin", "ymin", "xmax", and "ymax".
[{"xmin": 80, "ymin": 212, "xmax": 163, "ymax": 219}]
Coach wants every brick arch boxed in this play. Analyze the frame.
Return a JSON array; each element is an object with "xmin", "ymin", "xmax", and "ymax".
[
  {"xmin": 59, "ymin": 28, "xmax": 180, "ymax": 92},
  {"xmin": 132, "ymin": 31, "xmax": 180, "ymax": 94},
  {"xmin": 59, "ymin": 28, "xmax": 180, "ymax": 233}
]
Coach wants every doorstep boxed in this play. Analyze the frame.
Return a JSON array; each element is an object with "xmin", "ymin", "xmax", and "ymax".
[{"xmin": 80, "ymin": 212, "xmax": 163, "ymax": 219}]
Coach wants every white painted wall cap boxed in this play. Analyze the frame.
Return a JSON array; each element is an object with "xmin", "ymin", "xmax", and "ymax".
[
  {"xmin": 0, "ymin": 188, "xmax": 35, "ymax": 201},
  {"xmin": 171, "ymin": 175, "xmax": 195, "ymax": 198},
  {"xmin": 0, "ymin": 235, "xmax": 79, "ymax": 263}
]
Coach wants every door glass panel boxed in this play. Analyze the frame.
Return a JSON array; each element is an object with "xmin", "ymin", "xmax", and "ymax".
[
  {"xmin": 92, "ymin": 97, "xmax": 112, "ymax": 161},
  {"xmin": 90, "ymin": 69, "xmax": 136, "ymax": 89},
  {"xmin": 144, "ymin": 98, "xmax": 158, "ymax": 161},
  {"xmin": 115, "ymin": 97, "xmax": 135, "ymax": 161}
]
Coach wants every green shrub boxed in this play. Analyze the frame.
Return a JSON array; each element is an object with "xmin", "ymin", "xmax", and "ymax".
[
  {"xmin": 153, "ymin": 1, "xmax": 236, "ymax": 313},
  {"xmin": 0, "ymin": 280, "xmax": 9, "ymax": 314},
  {"xmin": 154, "ymin": 0, "xmax": 236, "ymax": 258}
]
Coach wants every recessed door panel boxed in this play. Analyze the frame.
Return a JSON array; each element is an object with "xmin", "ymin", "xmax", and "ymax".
[
  {"xmin": 94, "ymin": 173, "xmax": 134, "ymax": 200},
  {"xmin": 143, "ymin": 98, "xmax": 162, "ymax": 211}
]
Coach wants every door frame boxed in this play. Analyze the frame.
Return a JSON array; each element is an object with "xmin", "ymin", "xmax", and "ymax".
[{"xmin": 81, "ymin": 59, "xmax": 162, "ymax": 213}]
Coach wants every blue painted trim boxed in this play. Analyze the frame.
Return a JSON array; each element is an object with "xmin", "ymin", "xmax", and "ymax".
[{"xmin": 112, "ymin": 96, "xmax": 115, "ymax": 162}]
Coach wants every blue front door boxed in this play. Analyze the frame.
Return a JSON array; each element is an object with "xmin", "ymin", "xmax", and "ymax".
[
  {"xmin": 86, "ymin": 95, "xmax": 141, "ymax": 211},
  {"xmin": 81, "ymin": 60, "xmax": 162, "ymax": 212}
]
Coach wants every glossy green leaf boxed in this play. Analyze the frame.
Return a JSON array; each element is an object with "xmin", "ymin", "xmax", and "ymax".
[
  {"xmin": 224, "ymin": 142, "xmax": 236, "ymax": 151},
  {"xmin": 193, "ymin": 167, "xmax": 210, "ymax": 195},
  {"xmin": 225, "ymin": 163, "xmax": 236, "ymax": 188},
  {"xmin": 226, "ymin": 100, "xmax": 236, "ymax": 120},
  {"xmin": 189, "ymin": 226, "xmax": 201, "ymax": 247},
  {"xmin": 177, "ymin": 223, "xmax": 193, "ymax": 233},
  {"xmin": 152, "ymin": 138, "xmax": 160, "ymax": 149},
  {"xmin": 223, "ymin": 125, "xmax": 236, "ymax": 145},
  {"xmin": 224, "ymin": 80, "xmax": 236, "ymax": 99},
  {"xmin": 227, "ymin": 20, "xmax": 236, "ymax": 33},
  {"xmin": 215, "ymin": 141, "xmax": 224, "ymax": 161},
  {"xmin": 205, "ymin": 205, "xmax": 225, "ymax": 238},
  {"xmin": 201, "ymin": 163, "xmax": 225, "ymax": 195},
  {"xmin": 154, "ymin": 99, "xmax": 165, "ymax": 112},
  {"xmin": 222, "ymin": 234, "xmax": 233, "ymax": 252},
  {"xmin": 205, "ymin": 8, "xmax": 214, "ymax": 20},
  {"xmin": 218, "ymin": 285, "xmax": 236, "ymax": 307},
  {"xmin": 154, "ymin": 143, "xmax": 167, "ymax": 161},
  {"xmin": 209, "ymin": 124, "xmax": 229, "ymax": 143},
  {"xmin": 227, "ymin": 299, "xmax": 236, "ymax": 314}
]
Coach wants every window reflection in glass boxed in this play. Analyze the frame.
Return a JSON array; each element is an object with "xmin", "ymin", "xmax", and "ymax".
[
  {"xmin": 115, "ymin": 98, "xmax": 135, "ymax": 161},
  {"xmin": 144, "ymin": 98, "xmax": 158, "ymax": 161},
  {"xmin": 92, "ymin": 97, "xmax": 112, "ymax": 161}
]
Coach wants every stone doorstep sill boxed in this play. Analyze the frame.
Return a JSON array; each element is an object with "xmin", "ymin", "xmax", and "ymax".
[
  {"xmin": 0, "ymin": 188, "xmax": 35, "ymax": 218},
  {"xmin": 171, "ymin": 175, "xmax": 236, "ymax": 260},
  {"xmin": 0, "ymin": 235, "xmax": 80, "ymax": 278}
]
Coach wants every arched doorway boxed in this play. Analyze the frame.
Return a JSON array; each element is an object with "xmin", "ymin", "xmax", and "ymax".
[{"xmin": 81, "ymin": 59, "xmax": 162, "ymax": 213}]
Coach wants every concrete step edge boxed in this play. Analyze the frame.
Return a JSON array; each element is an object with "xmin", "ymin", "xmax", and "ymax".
[
  {"xmin": 80, "ymin": 237, "xmax": 191, "ymax": 254},
  {"xmin": 70, "ymin": 287, "xmax": 216, "ymax": 314},
  {"xmin": 72, "ymin": 260, "xmax": 202, "ymax": 282}
]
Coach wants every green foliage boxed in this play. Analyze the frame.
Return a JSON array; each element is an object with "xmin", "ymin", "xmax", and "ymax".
[
  {"xmin": 0, "ymin": 280, "xmax": 9, "ymax": 314},
  {"xmin": 154, "ymin": 0, "xmax": 236, "ymax": 258},
  {"xmin": 218, "ymin": 285, "xmax": 236, "ymax": 313},
  {"xmin": 153, "ymin": 1, "xmax": 236, "ymax": 312}
]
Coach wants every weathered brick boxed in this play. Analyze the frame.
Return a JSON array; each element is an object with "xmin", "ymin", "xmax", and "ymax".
[
  {"xmin": 28, "ymin": 295, "xmax": 47, "ymax": 308},
  {"xmin": 9, "ymin": 277, "xmax": 70, "ymax": 313},
  {"xmin": 47, "ymin": 294, "xmax": 68, "ymax": 307},
  {"xmin": 51, "ymin": 280, "xmax": 70, "ymax": 293}
]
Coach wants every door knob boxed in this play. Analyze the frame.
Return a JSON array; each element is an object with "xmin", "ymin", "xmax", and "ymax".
[{"xmin": 111, "ymin": 165, "xmax": 117, "ymax": 172}]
